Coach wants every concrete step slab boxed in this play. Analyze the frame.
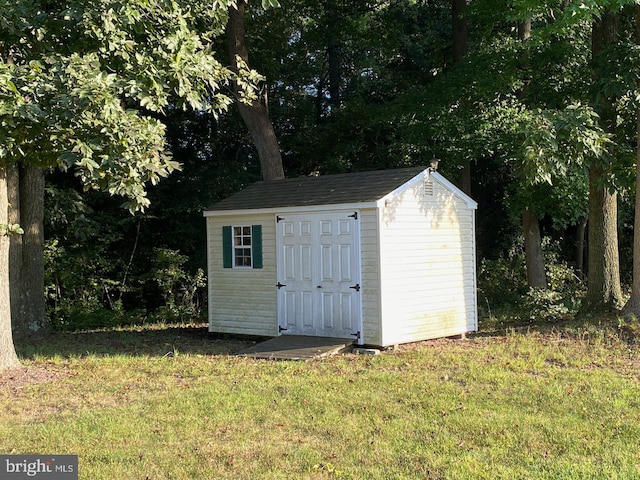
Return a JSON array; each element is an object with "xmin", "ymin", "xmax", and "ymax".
[{"xmin": 238, "ymin": 335, "xmax": 353, "ymax": 361}]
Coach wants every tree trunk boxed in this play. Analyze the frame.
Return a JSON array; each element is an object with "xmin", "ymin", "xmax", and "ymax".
[
  {"xmin": 227, "ymin": 0, "xmax": 285, "ymax": 181},
  {"xmin": 575, "ymin": 217, "xmax": 587, "ymax": 280},
  {"xmin": 521, "ymin": 210, "xmax": 547, "ymax": 289},
  {"xmin": 622, "ymin": 5, "xmax": 640, "ymax": 318},
  {"xmin": 327, "ymin": 29, "xmax": 341, "ymax": 110},
  {"xmin": 580, "ymin": 165, "xmax": 624, "ymax": 313},
  {"xmin": 451, "ymin": 0, "xmax": 468, "ymax": 64},
  {"xmin": 8, "ymin": 167, "xmax": 21, "ymax": 331},
  {"xmin": 451, "ymin": 0, "xmax": 471, "ymax": 194},
  {"xmin": 9, "ymin": 165, "xmax": 46, "ymax": 337},
  {"xmin": 517, "ymin": 19, "xmax": 531, "ymax": 41},
  {"xmin": 523, "ymin": 209, "xmax": 547, "ymax": 288},
  {"xmin": 623, "ymin": 108, "xmax": 640, "ymax": 317},
  {"xmin": 580, "ymin": 9, "xmax": 623, "ymax": 315},
  {"xmin": 0, "ymin": 166, "xmax": 21, "ymax": 370},
  {"xmin": 459, "ymin": 162, "xmax": 471, "ymax": 196},
  {"xmin": 517, "ymin": 18, "xmax": 546, "ymax": 288},
  {"xmin": 315, "ymin": 75, "xmax": 325, "ymax": 125}
]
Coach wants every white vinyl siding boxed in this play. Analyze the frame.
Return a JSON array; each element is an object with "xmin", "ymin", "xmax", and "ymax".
[
  {"xmin": 378, "ymin": 174, "xmax": 477, "ymax": 346},
  {"xmin": 207, "ymin": 214, "xmax": 276, "ymax": 336},
  {"xmin": 359, "ymin": 208, "xmax": 382, "ymax": 346}
]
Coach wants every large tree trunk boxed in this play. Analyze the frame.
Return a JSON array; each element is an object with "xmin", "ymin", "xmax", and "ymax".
[
  {"xmin": 622, "ymin": 5, "xmax": 640, "ymax": 317},
  {"xmin": 581, "ymin": 165, "xmax": 624, "ymax": 312},
  {"xmin": 523, "ymin": 209, "xmax": 547, "ymax": 288},
  {"xmin": 0, "ymin": 166, "xmax": 21, "ymax": 370},
  {"xmin": 623, "ymin": 108, "xmax": 640, "ymax": 316},
  {"xmin": 580, "ymin": 9, "xmax": 624, "ymax": 315},
  {"xmin": 227, "ymin": 0, "xmax": 285, "ymax": 181},
  {"xmin": 9, "ymin": 165, "xmax": 46, "ymax": 337},
  {"xmin": 8, "ymin": 167, "xmax": 21, "ymax": 330}
]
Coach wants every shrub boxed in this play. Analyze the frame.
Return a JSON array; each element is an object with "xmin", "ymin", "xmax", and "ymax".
[
  {"xmin": 141, "ymin": 248, "xmax": 207, "ymax": 323},
  {"xmin": 477, "ymin": 243, "xmax": 528, "ymax": 312},
  {"xmin": 45, "ymin": 240, "xmax": 206, "ymax": 330},
  {"xmin": 478, "ymin": 238, "xmax": 585, "ymax": 324},
  {"xmin": 49, "ymin": 304, "xmax": 144, "ymax": 332}
]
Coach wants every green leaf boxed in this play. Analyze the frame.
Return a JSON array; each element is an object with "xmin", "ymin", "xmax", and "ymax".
[{"xmin": 0, "ymin": 223, "xmax": 24, "ymax": 236}]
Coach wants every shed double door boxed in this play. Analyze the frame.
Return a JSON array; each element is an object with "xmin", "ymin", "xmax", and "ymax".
[{"xmin": 276, "ymin": 211, "xmax": 362, "ymax": 341}]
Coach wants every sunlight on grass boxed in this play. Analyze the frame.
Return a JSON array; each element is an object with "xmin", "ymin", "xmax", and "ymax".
[{"xmin": 2, "ymin": 324, "xmax": 640, "ymax": 479}]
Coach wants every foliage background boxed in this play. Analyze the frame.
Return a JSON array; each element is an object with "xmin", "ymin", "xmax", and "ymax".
[{"xmin": 34, "ymin": 0, "xmax": 640, "ymax": 329}]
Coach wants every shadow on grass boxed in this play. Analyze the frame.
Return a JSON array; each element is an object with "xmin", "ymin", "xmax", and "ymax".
[
  {"xmin": 14, "ymin": 314, "xmax": 635, "ymax": 361},
  {"xmin": 15, "ymin": 323, "xmax": 269, "ymax": 360}
]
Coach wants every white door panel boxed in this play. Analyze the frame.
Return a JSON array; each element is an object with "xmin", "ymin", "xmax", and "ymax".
[{"xmin": 276, "ymin": 212, "xmax": 361, "ymax": 341}]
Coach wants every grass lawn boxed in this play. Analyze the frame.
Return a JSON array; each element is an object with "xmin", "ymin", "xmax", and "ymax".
[{"xmin": 2, "ymin": 321, "xmax": 640, "ymax": 479}]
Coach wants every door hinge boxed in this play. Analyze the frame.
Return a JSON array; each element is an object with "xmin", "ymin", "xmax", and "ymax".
[
  {"xmin": 349, "ymin": 283, "xmax": 361, "ymax": 292},
  {"xmin": 279, "ymin": 325, "xmax": 288, "ymax": 332},
  {"xmin": 277, "ymin": 282, "xmax": 287, "ymax": 289},
  {"xmin": 348, "ymin": 212, "xmax": 358, "ymax": 220},
  {"xmin": 351, "ymin": 331, "xmax": 361, "ymax": 339},
  {"xmin": 276, "ymin": 216, "xmax": 284, "ymax": 222}
]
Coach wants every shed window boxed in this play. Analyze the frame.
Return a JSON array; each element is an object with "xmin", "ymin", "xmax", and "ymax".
[
  {"xmin": 234, "ymin": 226, "xmax": 252, "ymax": 267},
  {"xmin": 222, "ymin": 225, "xmax": 263, "ymax": 269}
]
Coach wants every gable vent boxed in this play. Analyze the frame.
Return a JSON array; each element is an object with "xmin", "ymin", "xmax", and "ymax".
[{"xmin": 422, "ymin": 178, "xmax": 434, "ymax": 196}]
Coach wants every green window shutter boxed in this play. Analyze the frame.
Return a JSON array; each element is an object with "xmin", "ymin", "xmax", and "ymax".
[
  {"xmin": 252, "ymin": 225, "xmax": 263, "ymax": 269},
  {"xmin": 222, "ymin": 226, "xmax": 232, "ymax": 268}
]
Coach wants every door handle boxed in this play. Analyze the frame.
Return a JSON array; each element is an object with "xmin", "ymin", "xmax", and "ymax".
[{"xmin": 317, "ymin": 285, "xmax": 323, "ymax": 288}]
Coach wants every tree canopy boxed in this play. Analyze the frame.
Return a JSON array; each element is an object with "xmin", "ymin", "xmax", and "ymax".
[{"xmin": 0, "ymin": 0, "xmax": 263, "ymax": 211}]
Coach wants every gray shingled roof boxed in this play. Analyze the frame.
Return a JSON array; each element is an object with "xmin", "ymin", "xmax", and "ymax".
[{"xmin": 205, "ymin": 167, "xmax": 427, "ymax": 212}]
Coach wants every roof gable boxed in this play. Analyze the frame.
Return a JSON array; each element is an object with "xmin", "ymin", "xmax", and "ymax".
[
  {"xmin": 429, "ymin": 172, "xmax": 478, "ymax": 209},
  {"xmin": 205, "ymin": 167, "xmax": 428, "ymax": 212}
]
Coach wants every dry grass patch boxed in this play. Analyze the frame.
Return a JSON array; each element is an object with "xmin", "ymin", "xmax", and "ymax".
[{"xmin": 0, "ymin": 366, "xmax": 62, "ymax": 394}]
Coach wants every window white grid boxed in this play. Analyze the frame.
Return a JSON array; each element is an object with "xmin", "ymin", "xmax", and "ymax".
[{"xmin": 233, "ymin": 226, "xmax": 252, "ymax": 267}]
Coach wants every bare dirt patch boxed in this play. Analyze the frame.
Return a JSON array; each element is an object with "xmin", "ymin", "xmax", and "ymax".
[{"xmin": 0, "ymin": 367, "xmax": 61, "ymax": 396}]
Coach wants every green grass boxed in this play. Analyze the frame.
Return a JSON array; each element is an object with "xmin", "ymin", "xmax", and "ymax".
[{"xmin": 2, "ymin": 322, "xmax": 640, "ymax": 479}]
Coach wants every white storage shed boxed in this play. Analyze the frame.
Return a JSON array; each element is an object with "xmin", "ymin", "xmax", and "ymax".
[{"xmin": 203, "ymin": 166, "xmax": 478, "ymax": 347}]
